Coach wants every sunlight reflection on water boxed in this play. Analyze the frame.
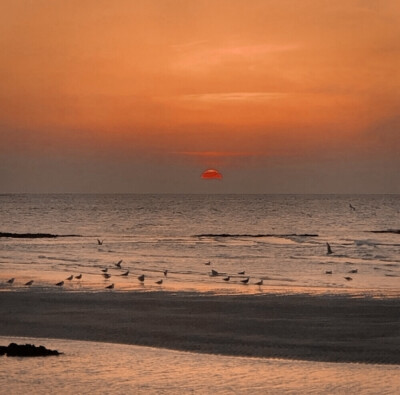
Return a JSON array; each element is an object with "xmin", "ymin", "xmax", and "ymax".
[{"xmin": 1, "ymin": 336, "xmax": 399, "ymax": 394}]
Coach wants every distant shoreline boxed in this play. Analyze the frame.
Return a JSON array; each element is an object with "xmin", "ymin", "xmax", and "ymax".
[{"xmin": 1, "ymin": 291, "xmax": 399, "ymax": 365}]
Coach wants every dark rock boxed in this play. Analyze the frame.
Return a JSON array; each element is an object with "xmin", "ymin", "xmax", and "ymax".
[
  {"xmin": 0, "ymin": 232, "xmax": 81, "ymax": 238},
  {"xmin": 2, "ymin": 343, "xmax": 61, "ymax": 357}
]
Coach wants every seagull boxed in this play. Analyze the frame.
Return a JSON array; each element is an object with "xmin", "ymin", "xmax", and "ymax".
[
  {"xmin": 25, "ymin": 280, "xmax": 34, "ymax": 286},
  {"xmin": 255, "ymin": 279, "xmax": 263, "ymax": 286},
  {"xmin": 103, "ymin": 273, "xmax": 112, "ymax": 279},
  {"xmin": 155, "ymin": 279, "xmax": 163, "ymax": 285},
  {"xmin": 349, "ymin": 204, "xmax": 356, "ymax": 211},
  {"xmin": 75, "ymin": 274, "xmax": 82, "ymax": 280},
  {"xmin": 349, "ymin": 269, "xmax": 358, "ymax": 274},
  {"xmin": 325, "ymin": 270, "xmax": 333, "ymax": 275},
  {"xmin": 7, "ymin": 278, "xmax": 15, "ymax": 284},
  {"xmin": 106, "ymin": 283, "xmax": 114, "ymax": 289},
  {"xmin": 138, "ymin": 274, "xmax": 145, "ymax": 283},
  {"xmin": 121, "ymin": 270, "xmax": 129, "ymax": 276},
  {"xmin": 56, "ymin": 281, "xmax": 64, "ymax": 286},
  {"xmin": 238, "ymin": 271, "xmax": 245, "ymax": 275},
  {"xmin": 101, "ymin": 268, "xmax": 108, "ymax": 273},
  {"xmin": 97, "ymin": 239, "xmax": 103, "ymax": 245},
  {"xmin": 326, "ymin": 243, "xmax": 333, "ymax": 255},
  {"xmin": 241, "ymin": 277, "xmax": 250, "ymax": 284},
  {"xmin": 223, "ymin": 276, "xmax": 230, "ymax": 281},
  {"xmin": 344, "ymin": 276, "xmax": 353, "ymax": 281},
  {"xmin": 115, "ymin": 260, "xmax": 122, "ymax": 268},
  {"xmin": 66, "ymin": 275, "xmax": 73, "ymax": 281},
  {"xmin": 211, "ymin": 269, "xmax": 219, "ymax": 276},
  {"xmin": 164, "ymin": 270, "xmax": 168, "ymax": 277},
  {"xmin": 204, "ymin": 261, "xmax": 211, "ymax": 266}
]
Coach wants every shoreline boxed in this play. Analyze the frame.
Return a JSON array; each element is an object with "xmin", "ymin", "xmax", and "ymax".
[{"xmin": 1, "ymin": 290, "xmax": 399, "ymax": 365}]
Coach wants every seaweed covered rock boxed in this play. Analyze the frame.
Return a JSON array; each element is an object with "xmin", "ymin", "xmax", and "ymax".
[{"xmin": 2, "ymin": 343, "xmax": 61, "ymax": 357}]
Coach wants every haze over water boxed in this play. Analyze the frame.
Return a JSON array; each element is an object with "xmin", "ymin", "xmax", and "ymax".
[{"xmin": 1, "ymin": 194, "xmax": 399, "ymax": 295}]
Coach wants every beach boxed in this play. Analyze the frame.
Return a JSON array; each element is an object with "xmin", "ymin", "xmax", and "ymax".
[{"xmin": 1, "ymin": 290, "xmax": 399, "ymax": 365}]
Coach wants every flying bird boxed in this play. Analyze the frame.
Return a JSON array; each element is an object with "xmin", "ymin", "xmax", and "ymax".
[
  {"xmin": 211, "ymin": 269, "xmax": 219, "ymax": 276},
  {"xmin": 106, "ymin": 283, "xmax": 114, "ymax": 289},
  {"xmin": 138, "ymin": 274, "xmax": 145, "ymax": 282},
  {"xmin": 7, "ymin": 278, "xmax": 15, "ymax": 284},
  {"xmin": 66, "ymin": 275, "xmax": 73, "ymax": 281},
  {"xmin": 25, "ymin": 280, "xmax": 34, "ymax": 286},
  {"xmin": 241, "ymin": 277, "xmax": 250, "ymax": 284},
  {"xmin": 97, "ymin": 239, "xmax": 103, "ymax": 245},
  {"xmin": 326, "ymin": 243, "xmax": 333, "ymax": 255},
  {"xmin": 121, "ymin": 270, "xmax": 129, "ymax": 276},
  {"xmin": 155, "ymin": 279, "xmax": 163, "ymax": 285},
  {"xmin": 115, "ymin": 260, "xmax": 122, "ymax": 268},
  {"xmin": 349, "ymin": 204, "xmax": 356, "ymax": 211},
  {"xmin": 56, "ymin": 281, "xmax": 64, "ymax": 286}
]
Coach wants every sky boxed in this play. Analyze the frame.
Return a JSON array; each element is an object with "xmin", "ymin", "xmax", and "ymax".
[{"xmin": 1, "ymin": 0, "xmax": 399, "ymax": 193}]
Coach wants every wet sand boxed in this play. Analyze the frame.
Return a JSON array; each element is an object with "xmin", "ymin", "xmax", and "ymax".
[{"xmin": 0, "ymin": 290, "xmax": 399, "ymax": 364}]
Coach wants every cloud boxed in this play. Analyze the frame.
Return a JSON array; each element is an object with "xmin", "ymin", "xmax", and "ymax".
[{"xmin": 177, "ymin": 92, "xmax": 287, "ymax": 103}]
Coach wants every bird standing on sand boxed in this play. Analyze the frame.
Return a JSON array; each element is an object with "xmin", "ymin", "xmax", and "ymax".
[
  {"xmin": 241, "ymin": 277, "xmax": 250, "ymax": 284},
  {"xmin": 101, "ymin": 268, "xmax": 108, "ymax": 273},
  {"xmin": 344, "ymin": 276, "xmax": 353, "ymax": 281},
  {"xmin": 25, "ymin": 280, "xmax": 34, "ymax": 286},
  {"xmin": 204, "ymin": 261, "xmax": 211, "ymax": 266},
  {"xmin": 238, "ymin": 271, "xmax": 245, "ymax": 275},
  {"xmin": 349, "ymin": 204, "xmax": 356, "ymax": 211},
  {"xmin": 255, "ymin": 280, "xmax": 263, "ymax": 286},
  {"xmin": 138, "ymin": 274, "xmax": 145, "ymax": 283},
  {"xmin": 66, "ymin": 275, "xmax": 73, "ymax": 281},
  {"xmin": 349, "ymin": 269, "xmax": 358, "ymax": 274},
  {"xmin": 211, "ymin": 269, "xmax": 219, "ymax": 276},
  {"xmin": 121, "ymin": 270, "xmax": 129, "ymax": 276},
  {"xmin": 75, "ymin": 274, "xmax": 82, "ymax": 280},
  {"xmin": 164, "ymin": 270, "xmax": 168, "ymax": 277},
  {"xmin": 326, "ymin": 243, "xmax": 333, "ymax": 255},
  {"xmin": 325, "ymin": 270, "xmax": 333, "ymax": 275},
  {"xmin": 7, "ymin": 278, "xmax": 15, "ymax": 284},
  {"xmin": 56, "ymin": 281, "xmax": 64, "ymax": 286},
  {"xmin": 223, "ymin": 276, "xmax": 230, "ymax": 281},
  {"xmin": 103, "ymin": 273, "xmax": 111, "ymax": 279},
  {"xmin": 106, "ymin": 283, "xmax": 114, "ymax": 289},
  {"xmin": 155, "ymin": 279, "xmax": 163, "ymax": 285}
]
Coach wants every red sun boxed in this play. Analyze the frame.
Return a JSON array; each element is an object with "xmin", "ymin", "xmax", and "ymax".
[{"xmin": 201, "ymin": 168, "xmax": 223, "ymax": 179}]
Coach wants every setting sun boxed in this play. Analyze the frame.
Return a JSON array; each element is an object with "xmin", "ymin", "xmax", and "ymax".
[{"xmin": 201, "ymin": 169, "xmax": 223, "ymax": 180}]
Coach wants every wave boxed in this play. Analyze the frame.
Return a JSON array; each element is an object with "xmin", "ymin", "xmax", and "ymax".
[
  {"xmin": 194, "ymin": 233, "xmax": 319, "ymax": 238},
  {"xmin": 0, "ymin": 232, "xmax": 81, "ymax": 238}
]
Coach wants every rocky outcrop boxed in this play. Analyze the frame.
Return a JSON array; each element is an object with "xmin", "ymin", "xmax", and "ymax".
[{"xmin": 0, "ymin": 343, "xmax": 61, "ymax": 357}]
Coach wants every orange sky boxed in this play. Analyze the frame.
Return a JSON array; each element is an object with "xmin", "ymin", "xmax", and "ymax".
[{"xmin": 1, "ymin": 0, "xmax": 399, "ymax": 193}]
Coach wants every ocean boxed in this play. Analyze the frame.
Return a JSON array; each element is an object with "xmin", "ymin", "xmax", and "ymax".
[
  {"xmin": 1, "ymin": 336, "xmax": 399, "ymax": 394},
  {"xmin": 0, "ymin": 194, "xmax": 399, "ymax": 295}
]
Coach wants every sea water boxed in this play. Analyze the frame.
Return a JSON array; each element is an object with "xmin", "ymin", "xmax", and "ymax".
[
  {"xmin": 0, "ymin": 194, "xmax": 399, "ymax": 295},
  {"xmin": 1, "ymin": 336, "xmax": 399, "ymax": 394}
]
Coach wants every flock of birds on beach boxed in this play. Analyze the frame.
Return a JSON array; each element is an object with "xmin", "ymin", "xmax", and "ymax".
[
  {"xmin": 3, "ymin": 238, "xmax": 359, "ymax": 291},
  {"xmin": 2, "ymin": 203, "xmax": 369, "ymax": 291}
]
